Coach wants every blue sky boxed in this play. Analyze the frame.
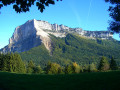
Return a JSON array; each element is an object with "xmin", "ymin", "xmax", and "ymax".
[{"xmin": 0, "ymin": 0, "xmax": 120, "ymax": 49}]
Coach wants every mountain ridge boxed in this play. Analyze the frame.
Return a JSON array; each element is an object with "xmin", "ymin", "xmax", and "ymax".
[{"xmin": 0, "ymin": 19, "xmax": 114, "ymax": 53}]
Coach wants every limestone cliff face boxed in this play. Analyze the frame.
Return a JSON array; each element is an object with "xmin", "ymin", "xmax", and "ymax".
[
  {"xmin": 0, "ymin": 19, "xmax": 113, "ymax": 53},
  {"xmin": 1, "ymin": 19, "xmax": 52, "ymax": 53},
  {"xmin": 9, "ymin": 19, "xmax": 36, "ymax": 44},
  {"xmin": 7, "ymin": 19, "xmax": 71, "ymax": 53}
]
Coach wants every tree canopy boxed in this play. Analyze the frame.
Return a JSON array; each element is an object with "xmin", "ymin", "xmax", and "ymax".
[
  {"xmin": 105, "ymin": 0, "xmax": 120, "ymax": 34},
  {"xmin": 98, "ymin": 56, "xmax": 110, "ymax": 71},
  {"xmin": 0, "ymin": 0, "xmax": 62, "ymax": 13}
]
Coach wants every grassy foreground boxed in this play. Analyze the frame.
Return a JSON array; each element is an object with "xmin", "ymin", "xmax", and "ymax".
[{"xmin": 0, "ymin": 71, "xmax": 120, "ymax": 90}]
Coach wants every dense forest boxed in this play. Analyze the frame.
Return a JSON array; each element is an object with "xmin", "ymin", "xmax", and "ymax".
[
  {"xmin": 0, "ymin": 53, "xmax": 118, "ymax": 74},
  {"xmin": 20, "ymin": 34, "xmax": 120, "ymax": 68},
  {"xmin": 0, "ymin": 34, "xmax": 120, "ymax": 74}
]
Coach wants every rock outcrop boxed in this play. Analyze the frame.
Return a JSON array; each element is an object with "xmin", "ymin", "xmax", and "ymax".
[
  {"xmin": 1, "ymin": 19, "xmax": 52, "ymax": 53},
  {"xmin": 0, "ymin": 19, "xmax": 113, "ymax": 53}
]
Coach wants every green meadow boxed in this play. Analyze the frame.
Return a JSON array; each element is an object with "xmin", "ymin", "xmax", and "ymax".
[{"xmin": 0, "ymin": 71, "xmax": 120, "ymax": 90}]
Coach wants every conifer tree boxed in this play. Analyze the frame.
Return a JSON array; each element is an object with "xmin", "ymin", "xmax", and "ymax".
[
  {"xmin": 27, "ymin": 60, "xmax": 35, "ymax": 73},
  {"xmin": 0, "ymin": 54, "xmax": 3, "ymax": 70},
  {"xmin": 110, "ymin": 57, "xmax": 118, "ymax": 70},
  {"xmin": 9, "ymin": 53, "xmax": 26, "ymax": 73},
  {"xmin": 2, "ymin": 58, "xmax": 8, "ymax": 71},
  {"xmin": 9, "ymin": 53, "xmax": 14, "ymax": 72},
  {"xmin": 46, "ymin": 61, "xmax": 52, "ymax": 74},
  {"xmin": 17, "ymin": 54, "xmax": 26, "ymax": 73},
  {"xmin": 98, "ymin": 56, "xmax": 110, "ymax": 71},
  {"xmin": 2, "ymin": 54, "xmax": 10, "ymax": 71},
  {"xmin": 0, "ymin": 53, "xmax": 26, "ymax": 73}
]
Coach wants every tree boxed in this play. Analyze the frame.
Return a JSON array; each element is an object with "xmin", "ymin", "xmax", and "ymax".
[
  {"xmin": 2, "ymin": 57, "xmax": 8, "ymax": 71},
  {"xmin": 98, "ymin": 56, "xmax": 110, "ymax": 71},
  {"xmin": 58, "ymin": 66, "xmax": 64, "ymax": 74},
  {"xmin": 7, "ymin": 53, "xmax": 26, "ymax": 73},
  {"xmin": 1, "ymin": 53, "xmax": 10, "ymax": 71},
  {"xmin": 89, "ymin": 63, "xmax": 97, "ymax": 72},
  {"xmin": 8, "ymin": 53, "xmax": 26, "ymax": 73},
  {"xmin": 27, "ymin": 60, "xmax": 35, "ymax": 73},
  {"xmin": 0, "ymin": 53, "xmax": 4, "ymax": 70},
  {"xmin": 0, "ymin": 53, "xmax": 26, "ymax": 73},
  {"xmin": 46, "ymin": 62, "xmax": 61, "ymax": 74},
  {"xmin": 0, "ymin": 0, "xmax": 62, "ymax": 13},
  {"xmin": 14, "ymin": 53, "xmax": 26, "ymax": 73},
  {"xmin": 72, "ymin": 62, "xmax": 80, "ymax": 73},
  {"xmin": 83, "ymin": 64, "xmax": 89, "ymax": 72},
  {"xmin": 110, "ymin": 57, "xmax": 118, "ymax": 70},
  {"xmin": 105, "ymin": 0, "xmax": 120, "ymax": 34},
  {"xmin": 65, "ymin": 64, "xmax": 74, "ymax": 74},
  {"xmin": 9, "ymin": 53, "xmax": 14, "ymax": 72},
  {"xmin": 34, "ymin": 65, "xmax": 42, "ymax": 74}
]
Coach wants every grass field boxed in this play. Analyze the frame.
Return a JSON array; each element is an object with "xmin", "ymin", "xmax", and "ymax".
[{"xmin": 0, "ymin": 71, "xmax": 120, "ymax": 90}]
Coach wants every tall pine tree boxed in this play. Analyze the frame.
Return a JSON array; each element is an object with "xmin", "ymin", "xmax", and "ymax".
[{"xmin": 110, "ymin": 57, "xmax": 118, "ymax": 70}]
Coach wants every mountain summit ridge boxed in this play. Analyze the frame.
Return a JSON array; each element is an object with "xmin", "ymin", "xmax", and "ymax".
[{"xmin": 0, "ymin": 19, "xmax": 113, "ymax": 53}]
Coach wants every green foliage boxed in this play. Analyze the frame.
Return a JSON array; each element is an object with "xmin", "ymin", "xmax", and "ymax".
[
  {"xmin": 0, "ymin": 53, "xmax": 26, "ymax": 73},
  {"xmin": 34, "ymin": 65, "xmax": 42, "ymax": 74},
  {"xmin": 98, "ymin": 56, "xmax": 110, "ymax": 71},
  {"xmin": 110, "ymin": 57, "xmax": 118, "ymax": 70},
  {"xmin": 105, "ymin": 0, "xmax": 120, "ymax": 33},
  {"xmin": 89, "ymin": 63, "xmax": 97, "ymax": 72},
  {"xmin": 45, "ymin": 62, "xmax": 61, "ymax": 74},
  {"xmin": 83, "ymin": 64, "xmax": 90, "ymax": 72},
  {"xmin": 72, "ymin": 62, "xmax": 80, "ymax": 73},
  {"xmin": 20, "ymin": 34, "xmax": 120, "ymax": 68},
  {"xmin": 0, "ymin": 0, "xmax": 62, "ymax": 13},
  {"xmin": 20, "ymin": 44, "xmax": 51, "ymax": 68},
  {"xmin": 11, "ymin": 53, "xmax": 26, "ymax": 73},
  {"xmin": 65, "ymin": 64, "xmax": 74, "ymax": 74},
  {"xmin": 27, "ymin": 60, "xmax": 35, "ymax": 73}
]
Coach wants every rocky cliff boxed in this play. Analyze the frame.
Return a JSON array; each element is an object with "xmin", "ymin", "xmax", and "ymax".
[{"xmin": 0, "ymin": 19, "xmax": 113, "ymax": 53}]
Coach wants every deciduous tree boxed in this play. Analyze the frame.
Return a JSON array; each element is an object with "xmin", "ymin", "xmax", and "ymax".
[
  {"xmin": 72, "ymin": 62, "xmax": 80, "ymax": 73},
  {"xmin": 34, "ymin": 65, "xmax": 42, "ymax": 74},
  {"xmin": 89, "ymin": 63, "xmax": 97, "ymax": 72},
  {"xmin": 105, "ymin": 0, "xmax": 120, "ymax": 34},
  {"xmin": 46, "ymin": 62, "xmax": 61, "ymax": 74},
  {"xmin": 65, "ymin": 64, "xmax": 74, "ymax": 74},
  {"xmin": 0, "ymin": 0, "xmax": 62, "ymax": 13}
]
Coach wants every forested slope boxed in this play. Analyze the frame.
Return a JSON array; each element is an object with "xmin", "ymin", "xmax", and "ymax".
[{"xmin": 20, "ymin": 34, "xmax": 120, "ymax": 68}]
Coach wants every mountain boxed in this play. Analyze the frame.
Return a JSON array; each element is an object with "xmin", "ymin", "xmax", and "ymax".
[
  {"xmin": 0, "ymin": 19, "xmax": 120, "ymax": 68},
  {"xmin": 20, "ymin": 34, "xmax": 120, "ymax": 68},
  {"xmin": 0, "ymin": 19, "xmax": 113, "ymax": 53}
]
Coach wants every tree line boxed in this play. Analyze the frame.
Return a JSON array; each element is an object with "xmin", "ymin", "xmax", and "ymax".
[{"xmin": 0, "ymin": 53, "xmax": 118, "ymax": 74}]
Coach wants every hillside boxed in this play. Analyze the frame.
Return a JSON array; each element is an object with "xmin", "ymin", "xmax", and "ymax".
[
  {"xmin": 0, "ymin": 19, "xmax": 119, "ymax": 68},
  {"xmin": 20, "ymin": 34, "xmax": 120, "ymax": 68}
]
